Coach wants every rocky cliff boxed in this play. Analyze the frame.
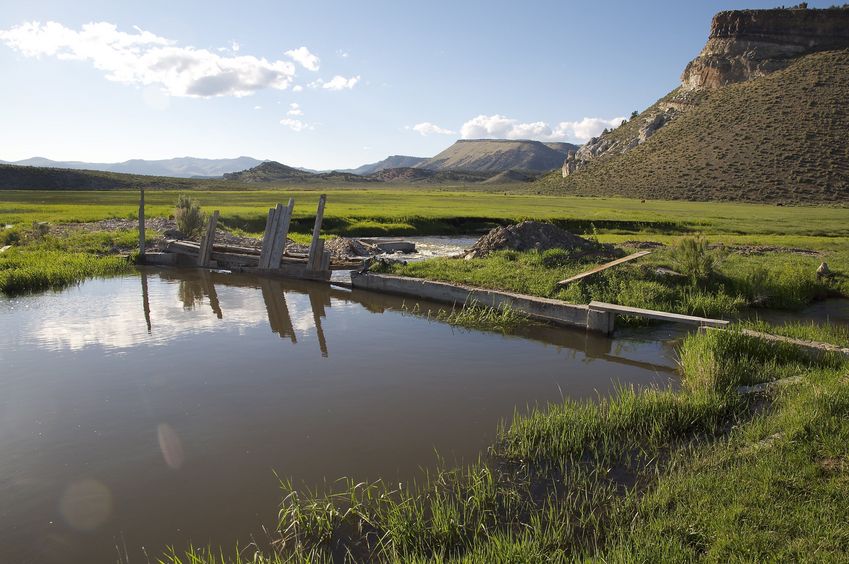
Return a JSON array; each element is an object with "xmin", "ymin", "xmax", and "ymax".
[
  {"xmin": 561, "ymin": 5, "xmax": 849, "ymax": 179},
  {"xmin": 681, "ymin": 5, "xmax": 849, "ymax": 91}
]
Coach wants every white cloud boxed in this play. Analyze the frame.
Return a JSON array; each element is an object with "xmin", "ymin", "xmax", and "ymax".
[
  {"xmin": 337, "ymin": 49, "xmax": 349, "ymax": 58},
  {"xmin": 321, "ymin": 75, "xmax": 359, "ymax": 90},
  {"xmin": 287, "ymin": 102, "xmax": 302, "ymax": 116},
  {"xmin": 280, "ymin": 117, "xmax": 313, "ymax": 132},
  {"xmin": 284, "ymin": 46, "xmax": 319, "ymax": 71},
  {"xmin": 253, "ymin": 105, "xmax": 262, "ymax": 110},
  {"xmin": 231, "ymin": 40, "xmax": 240, "ymax": 52},
  {"xmin": 459, "ymin": 114, "xmax": 626, "ymax": 143},
  {"xmin": 411, "ymin": 122, "xmax": 455, "ymax": 136},
  {"xmin": 0, "ymin": 20, "xmax": 301, "ymax": 97},
  {"xmin": 292, "ymin": 84, "xmax": 303, "ymax": 92}
]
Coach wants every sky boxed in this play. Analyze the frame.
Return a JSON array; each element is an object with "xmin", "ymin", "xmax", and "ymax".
[{"xmin": 0, "ymin": 0, "xmax": 836, "ymax": 169}]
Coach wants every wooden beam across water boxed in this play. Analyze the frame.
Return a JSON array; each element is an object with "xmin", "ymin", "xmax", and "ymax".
[{"xmin": 557, "ymin": 251, "xmax": 652, "ymax": 286}]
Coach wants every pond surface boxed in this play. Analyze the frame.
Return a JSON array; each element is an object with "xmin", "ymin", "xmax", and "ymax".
[{"xmin": 0, "ymin": 268, "xmax": 679, "ymax": 563}]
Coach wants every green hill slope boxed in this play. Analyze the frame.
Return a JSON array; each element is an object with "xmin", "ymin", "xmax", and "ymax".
[{"xmin": 539, "ymin": 49, "xmax": 849, "ymax": 204}]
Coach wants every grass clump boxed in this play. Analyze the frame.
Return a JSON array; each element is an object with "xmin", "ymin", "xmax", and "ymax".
[
  {"xmin": 0, "ymin": 247, "xmax": 131, "ymax": 295},
  {"xmin": 402, "ymin": 300, "xmax": 530, "ymax": 333},
  {"xmin": 744, "ymin": 319, "xmax": 849, "ymax": 348}
]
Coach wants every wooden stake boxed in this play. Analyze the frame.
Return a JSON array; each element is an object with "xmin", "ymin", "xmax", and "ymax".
[
  {"xmin": 138, "ymin": 188, "xmax": 146, "ymax": 262},
  {"xmin": 307, "ymin": 194, "xmax": 326, "ymax": 270},
  {"xmin": 197, "ymin": 210, "xmax": 219, "ymax": 267}
]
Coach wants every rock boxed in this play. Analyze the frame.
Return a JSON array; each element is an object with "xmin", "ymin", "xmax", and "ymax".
[
  {"xmin": 639, "ymin": 110, "xmax": 676, "ymax": 143},
  {"xmin": 324, "ymin": 237, "xmax": 375, "ymax": 258},
  {"xmin": 163, "ymin": 228, "xmax": 185, "ymax": 240},
  {"xmin": 681, "ymin": 6, "xmax": 849, "ymax": 91},
  {"xmin": 816, "ymin": 262, "xmax": 831, "ymax": 278}
]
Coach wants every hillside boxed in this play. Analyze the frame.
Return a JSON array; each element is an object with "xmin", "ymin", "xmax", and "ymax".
[
  {"xmin": 0, "ymin": 156, "xmax": 265, "ymax": 178},
  {"xmin": 219, "ymin": 161, "xmax": 377, "ymax": 184},
  {"xmin": 417, "ymin": 139, "xmax": 576, "ymax": 173},
  {"xmin": 348, "ymin": 155, "xmax": 428, "ymax": 175},
  {"xmin": 540, "ymin": 9, "xmax": 849, "ymax": 204}
]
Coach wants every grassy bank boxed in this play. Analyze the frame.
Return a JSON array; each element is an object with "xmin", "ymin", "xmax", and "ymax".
[
  {"xmin": 160, "ymin": 325, "xmax": 849, "ymax": 562},
  {"xmin": 386, "ymin": 240, "xmax": 848, "ymax": 319},
  {"xmin": 0, "ymin": 226, "xmax": 138, "ymax": 295}
]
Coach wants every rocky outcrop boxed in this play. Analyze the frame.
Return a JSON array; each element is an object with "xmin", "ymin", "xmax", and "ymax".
[
  {"xmin": 561, "ymin": 5, "xmax": 849, "ymax": 178},
  {"xmin": 561, "ymin": 103, "xmax": 684, "ymax": 177},
  {"xmin": 681, "ymin": 5, "xmax": 849, "ymax": 91}
]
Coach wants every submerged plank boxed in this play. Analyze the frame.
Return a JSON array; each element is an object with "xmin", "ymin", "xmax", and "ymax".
[
  {"xmin": 557, "ymin": 251, "xmax": 651, "ymax": 286},
  {"xmin": 588, "ymin": 300, "xmax": 729, "ymax": 327}
]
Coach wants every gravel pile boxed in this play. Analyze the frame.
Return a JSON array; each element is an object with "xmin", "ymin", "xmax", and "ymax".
[{"xmin": 464, "ymin": 221, "xmax": 601, "ymax": 259}]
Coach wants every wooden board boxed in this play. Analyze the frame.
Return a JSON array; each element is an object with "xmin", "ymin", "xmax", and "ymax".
[
  {"xmin": 557, "ymin": 251, "xmax": 651, "ymax": 286},
  {"xmin": 197, "ymin": 210, "xmax": 219, "ymax": 267},
  {"xmin": 588, "ymin": 300, "xmax": 729, "ymax": 327},
  {"xmin": 268, "ymin": 198, "xmax": 295, "ymax": 268},
  {"xmin": 307, "ymin": 194, "xmax": 327, "ymax": 269}
]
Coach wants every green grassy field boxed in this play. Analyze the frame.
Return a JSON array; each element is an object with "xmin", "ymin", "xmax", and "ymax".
[{"xmin": 2, "ymin": 189, "xmax": 849, "ymax": 238}]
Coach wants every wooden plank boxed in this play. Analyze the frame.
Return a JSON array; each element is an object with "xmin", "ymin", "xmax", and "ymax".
[
  {"xmin": 258, "ymin": 207, "xmax": 275, "ymax": 266},
  {"xmin": 197, "ymin": 210, "xmax": 219, "ymax": 267},
  {"xmin": 307, "ymin": 194, "xmax": 327, "ymax": 269},
  {"xmin": 557, "ymin": 251, "xmax": 651, "ymax": 286},
  {"xmin": 260, "ymin": 205, "xmax": 283, "ymax": 268},
  {"xmin": 588, "ymin": 300, "xmax": 729, "ymax": 327},
  {"xmin": 268, "ymin": 198, "xmax": 295, "ymax": 269}
]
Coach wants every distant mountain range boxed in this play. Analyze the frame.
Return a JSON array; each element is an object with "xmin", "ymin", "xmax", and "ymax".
[
  {"xmin": 0, "ymin": 156, "xmax": 266, "ymax": 178},
  {"xmin": 345, "ymin": 155, "xmax": 429, "ymax": 175},
  {"xmin": 2, "ymin": 139, "xmax": 578, "ymax": 181}
]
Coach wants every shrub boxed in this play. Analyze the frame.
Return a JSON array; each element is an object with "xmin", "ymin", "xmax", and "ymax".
[
  {"xmin": 669, "ymin": 236, "xmax": 722, "ymax": 286},
  {"xmin": 175, "ymin": 194, "xmax": 205, "ymax": 238}
]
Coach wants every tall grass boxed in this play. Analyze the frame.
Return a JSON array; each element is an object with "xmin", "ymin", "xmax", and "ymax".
[
  {"xmin": 402, "ymin": 300, "xmax": 530, "ymax": 333},
  {"xmin": 0, "ymin": 248, "xmax": 132, "ymax": 295}
]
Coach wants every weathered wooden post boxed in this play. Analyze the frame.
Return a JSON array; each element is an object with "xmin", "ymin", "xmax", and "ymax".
[
  {"xmin": 307, "ymin": 194, "xmax": 326, "ymax": 271},
  {"xmin": 138, "ymin": 188, "xmax": 146, "ymax": 263},
  {"xmin": 197, "ymin": 210, "xmax": 220, "ymax": 267},
  {"xmin": 268, "ymin": 198, "xmax": 295, "ymax": 269}
]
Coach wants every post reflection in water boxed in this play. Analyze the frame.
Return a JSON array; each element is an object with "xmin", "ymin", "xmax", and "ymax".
[{"xmin": 147, "ymin": 268, "xmax": 683, "ymax": 371}]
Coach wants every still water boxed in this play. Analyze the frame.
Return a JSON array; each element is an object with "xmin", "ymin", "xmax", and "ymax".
[{"xmin": 0, "ymin": 268, "xmax": 679, "ymax": 562}]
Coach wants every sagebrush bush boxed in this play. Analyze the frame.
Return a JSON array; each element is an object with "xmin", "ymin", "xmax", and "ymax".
[
  {"xmin": 670, "ymin": 236, "xmax": 722, "ymax": 286},
  {"xmin": 175, "ymin": 194, "xmax": 205, "ymax": 238}
]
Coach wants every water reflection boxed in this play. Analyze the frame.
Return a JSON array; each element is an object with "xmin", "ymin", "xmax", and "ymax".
[
  {"xmin": 0, "ymin": 268, "xmax": 682, "ymax": 564},
  {"xmin": 137, "ymin": 269, "xmax": 680, "ymax": 369}
]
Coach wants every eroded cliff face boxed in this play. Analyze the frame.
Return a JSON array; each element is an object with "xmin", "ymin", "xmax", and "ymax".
[
  {"xmin": 681, "ymin": 6, "xmax": 849, "ymax": 90},
  {"xmin": 561, "ymin": 6, "xmax": 849, "ymax": 178}
]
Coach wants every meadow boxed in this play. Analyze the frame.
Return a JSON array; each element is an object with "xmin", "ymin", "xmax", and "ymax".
[{"xmin": 2, "ymin": 188, "xmax": 849, "ymax": 238}]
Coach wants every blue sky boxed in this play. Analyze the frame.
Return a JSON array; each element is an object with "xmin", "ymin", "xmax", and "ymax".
[{"xmin": 0, "ymin": 0, "xmax": 835, "ymax": 169}]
